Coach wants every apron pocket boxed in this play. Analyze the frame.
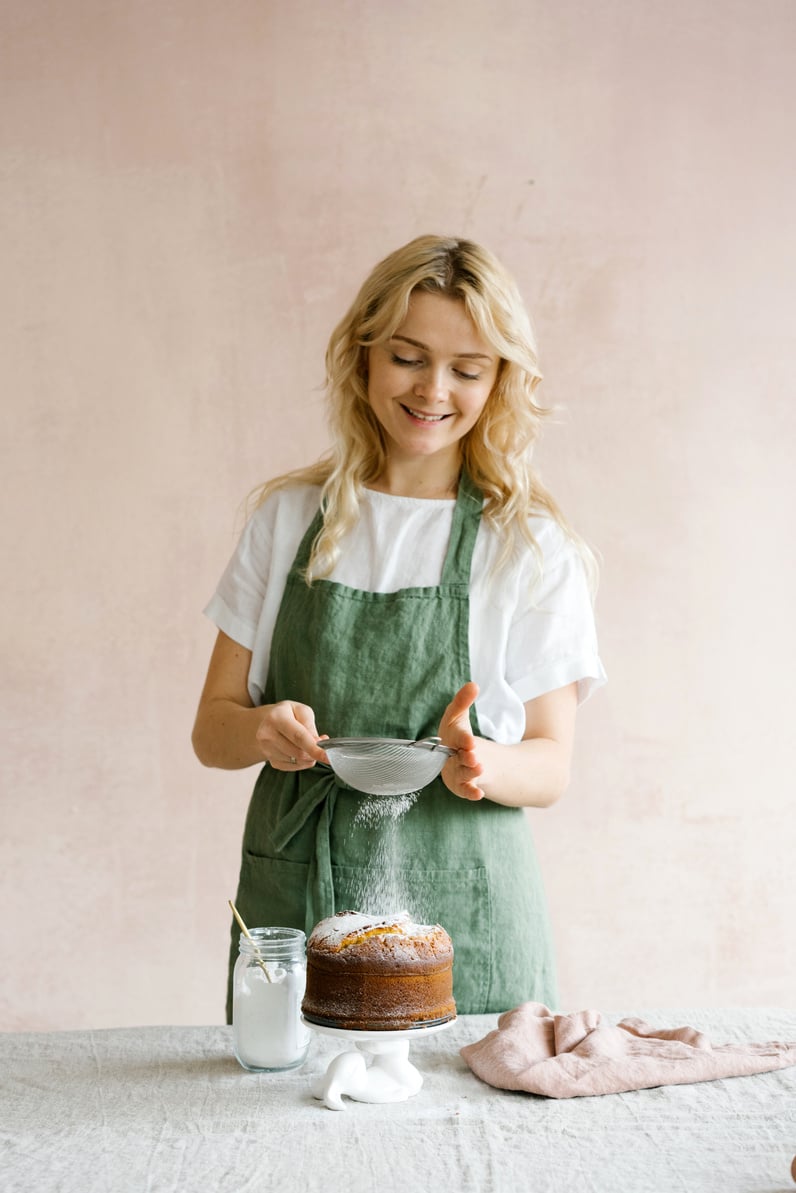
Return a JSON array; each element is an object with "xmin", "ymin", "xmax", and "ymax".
[
  {"xmin": 226, "ymin": 852, "xmax": 310, "ymax": 1024},
  {"xmin": 238, "ymin": 851, "xmax": 310, "ymax": 931},
  {"xmin": 331, "ymin": 863, "xmax": 491, "ymax": 1014}
]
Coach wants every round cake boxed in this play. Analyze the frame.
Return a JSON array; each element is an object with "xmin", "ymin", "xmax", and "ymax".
[{"xmin": 301, "ymin": 910, "xmax": 456, "ymax": 1030}]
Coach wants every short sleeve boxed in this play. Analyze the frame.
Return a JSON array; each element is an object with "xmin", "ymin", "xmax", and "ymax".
[
  {"xmin": 203, "ymin": 510, "xmax": 274, "ymax": 651},
  {"xmin": 202, "ymin": 485, "xmax": 322, "ymax": 705},
  {"xmin": 506, "ymin": 527, "xmax": 606, "ymax": 706}
]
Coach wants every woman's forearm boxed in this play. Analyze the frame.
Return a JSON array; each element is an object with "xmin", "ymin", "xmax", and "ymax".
[
  {"xmin": 192, "ymin": 699, "xmax": 268, "ymax": 770},
  {"xmin": 477, "ymin": 735, "xmax": 571, "ymax": 808}
]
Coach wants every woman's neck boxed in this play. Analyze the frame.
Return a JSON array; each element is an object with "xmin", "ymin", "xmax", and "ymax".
[{"xmin": 367, "ymin": 456, "xmax": 462, "ymax": 500}]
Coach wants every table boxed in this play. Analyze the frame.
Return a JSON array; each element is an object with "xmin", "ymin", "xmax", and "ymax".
[{"xmin": 2, "ymin": 1010, "xmax": 795, "ymax": 1192}]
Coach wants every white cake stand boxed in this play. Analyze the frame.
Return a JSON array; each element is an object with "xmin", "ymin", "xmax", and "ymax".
[{"xmin": 304, "ymin": 1017, "xmax": 455, "ymax": 1111}]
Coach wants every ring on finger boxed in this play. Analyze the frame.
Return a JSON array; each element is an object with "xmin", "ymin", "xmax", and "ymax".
[{"xmin": 289, "ymin": 755, "xmax": 297, "ymax": 765}]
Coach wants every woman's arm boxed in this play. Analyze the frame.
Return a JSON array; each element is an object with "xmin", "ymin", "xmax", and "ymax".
[
  {"xmin": 191, "ymin": 630, "xmax": 328, "ymax": 771},
  {"xmin": 438, "ymin": 681, "xmax": 577, "ymax": 807}
]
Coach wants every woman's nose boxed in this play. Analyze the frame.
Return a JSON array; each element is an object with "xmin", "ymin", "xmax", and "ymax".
[{"xmin": 414, "ymin": 367, "xmax": 448, "ymax": 401}]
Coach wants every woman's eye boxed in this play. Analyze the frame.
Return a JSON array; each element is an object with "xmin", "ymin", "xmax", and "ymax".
[{"xmin": 388, "ymin": 351, "xmax": 480, "ymax": 381}]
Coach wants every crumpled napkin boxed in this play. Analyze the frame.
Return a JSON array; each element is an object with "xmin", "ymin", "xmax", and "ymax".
[{"xmin": 460, "ymin": 1002, "xmax": 796, "ymax": 1098}]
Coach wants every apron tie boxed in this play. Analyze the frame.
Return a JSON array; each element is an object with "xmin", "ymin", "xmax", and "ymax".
[{"xmin": 270, "ymin": 767, "xmax": 343, "ymax": 936}]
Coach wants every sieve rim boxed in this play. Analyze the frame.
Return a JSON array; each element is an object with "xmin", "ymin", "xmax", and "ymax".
[{"xmin": 319, "ymin": 736, "xmax": 456, "ymax": 757}]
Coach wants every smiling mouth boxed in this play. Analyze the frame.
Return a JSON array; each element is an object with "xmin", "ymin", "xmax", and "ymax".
[{"xmin": 401, "ymin": 404, "xmax": 452, "ymax": 423}]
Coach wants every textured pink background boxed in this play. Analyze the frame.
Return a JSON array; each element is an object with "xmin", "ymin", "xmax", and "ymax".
[{"xmin": 2, "ymin": 0, "xmax": 794, "ymax": 1028}]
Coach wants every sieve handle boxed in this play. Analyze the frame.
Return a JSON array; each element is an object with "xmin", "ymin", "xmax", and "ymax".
[{"xmin": 415, "ymin": 737, "xmax": 457, "ymax": 756}]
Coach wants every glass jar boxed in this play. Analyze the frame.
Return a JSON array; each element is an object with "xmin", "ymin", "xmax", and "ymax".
[{"xmin": 232, "ymin": 927, "xmax": 311, "ymax": 1072}]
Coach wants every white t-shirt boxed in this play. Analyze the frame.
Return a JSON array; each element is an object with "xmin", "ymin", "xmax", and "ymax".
[{"xmin": 204, "ymin": 484, "xmax": 606, "ymax": 744}]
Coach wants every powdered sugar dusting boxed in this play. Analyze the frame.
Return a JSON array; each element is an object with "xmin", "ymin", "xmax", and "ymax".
[
  {"xmin": 353, "ymin": 791, "xmax": 419, "ymax": 825},
  {"xmin": 308, "ymin": 910, "xmax": 438, "ymax": 949}
]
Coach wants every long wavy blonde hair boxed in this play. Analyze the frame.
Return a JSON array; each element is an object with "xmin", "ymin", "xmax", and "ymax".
[{"xmin": 253, "ymin": 234, "xmax": 596, "ymax": 589}]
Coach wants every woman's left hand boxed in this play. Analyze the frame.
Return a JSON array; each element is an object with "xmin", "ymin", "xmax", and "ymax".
[
  {"xmin": 437, "ymin": 680, "xmax": 578, "ymax": 808},
  {"xmin": 437, "ymin": 681, "xmax": 485, "ymax": 801}
]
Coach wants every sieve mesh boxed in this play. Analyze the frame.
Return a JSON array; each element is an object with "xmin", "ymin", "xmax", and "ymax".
[{"xmin": 320, "ymin": 737, "xmax": 456, "ymax": 797}]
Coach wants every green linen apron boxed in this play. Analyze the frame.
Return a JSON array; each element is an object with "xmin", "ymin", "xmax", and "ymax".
[{"xmin": 227, "ymin": 475, "xmax": 557, "ymax": 1020}]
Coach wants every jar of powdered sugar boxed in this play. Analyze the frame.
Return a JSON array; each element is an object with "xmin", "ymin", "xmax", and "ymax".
[{"xmin": 232, "ymin": 927, "xmax": 310, "ymax": 1072}]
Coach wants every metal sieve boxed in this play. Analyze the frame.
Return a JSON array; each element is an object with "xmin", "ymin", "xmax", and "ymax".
[{"xmin": 319, "ymin": 736, "xmax": 456, "ymax": 797}]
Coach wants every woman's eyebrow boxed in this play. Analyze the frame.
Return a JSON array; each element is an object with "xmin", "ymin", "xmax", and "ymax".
[{"xmin": 390, "ymin": 334, "xmax": 493, "ymax": 362}]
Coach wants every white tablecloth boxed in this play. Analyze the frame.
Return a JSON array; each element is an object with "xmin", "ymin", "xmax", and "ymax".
[{"xmin": 2, "ymin": 1010, "xmax": 795, "ymax": 1192}]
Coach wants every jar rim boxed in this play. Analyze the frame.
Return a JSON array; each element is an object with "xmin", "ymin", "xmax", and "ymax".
[{"xmin": 238, "ymin": 926, "xmax": 306, "ymax": 956}]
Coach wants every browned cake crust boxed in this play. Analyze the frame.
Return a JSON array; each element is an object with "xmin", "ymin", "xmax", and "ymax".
[{"xmin": 301, "ymin": 911, "xmax": 456, "ymax": 1031}]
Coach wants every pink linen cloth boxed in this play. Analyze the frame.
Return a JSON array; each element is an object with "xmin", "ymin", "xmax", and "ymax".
[{"xmin": 460, "ymin": 1002, "xmax": 796, "ymax": 1098}]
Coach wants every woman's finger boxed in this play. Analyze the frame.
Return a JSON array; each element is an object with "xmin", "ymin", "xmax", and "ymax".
[
  {"xmin": 443, "ymin": 681, "xmax": 479, "ymax": 726},
  {"xmin": 255, "ymin": 701, "xmax": 326, "ymax": 766}
]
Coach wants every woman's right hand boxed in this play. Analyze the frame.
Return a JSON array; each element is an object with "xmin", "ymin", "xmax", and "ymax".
[
  {"xmin": 192, "ymin": 630, "xmax": 328, "ymax": 771},
  {"xmin": 254, "ymin": 701, "xmax": 329, "ymax": 771}
]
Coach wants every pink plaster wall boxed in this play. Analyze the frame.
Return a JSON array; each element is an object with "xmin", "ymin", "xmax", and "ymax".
[{"xmin": 2, "ymin": 0, "xmax": 794, "ymax": 1029}]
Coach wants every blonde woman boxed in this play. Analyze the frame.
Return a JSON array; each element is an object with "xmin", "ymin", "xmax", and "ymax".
[{"xmin": 192, "ymin": 235, "xmax": 606, "ymax": 1018}]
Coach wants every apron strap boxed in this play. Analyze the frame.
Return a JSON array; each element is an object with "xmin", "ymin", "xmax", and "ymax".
[
  {"xmin": 291, "ymin": 506, "xmax": 325, "ymax": 577},
  {"xmin": 441, "ymin": 472, "xmax": 483, "ymax": 585},
  {"xmin": 269, "ymin": 769, "xmax": 340, "ymax": 935}
]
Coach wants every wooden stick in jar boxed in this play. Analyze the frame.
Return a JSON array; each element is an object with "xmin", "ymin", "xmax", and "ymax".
[{"xmin": 229, "ymin": 899, "xmax": 273, "ymax": 983}]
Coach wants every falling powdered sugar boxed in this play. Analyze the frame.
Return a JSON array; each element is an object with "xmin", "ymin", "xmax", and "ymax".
[
  {"xmin": 348, "ymin": 792, "xmax": 420, "ymax": 914},
  {"xmin": 353, "ymin": 791, "xmax": 419, "ymax": 826}
]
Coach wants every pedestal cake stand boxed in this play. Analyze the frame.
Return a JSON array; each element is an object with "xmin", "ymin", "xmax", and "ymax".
[{"xmin": 304, "ymin": 1018, "xmax": 455, "ymax": 1111}]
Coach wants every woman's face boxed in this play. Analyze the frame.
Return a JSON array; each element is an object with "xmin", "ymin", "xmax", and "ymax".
[{"xmin": 366, "ymin": 290, "xmax": 499, "ymax": 469}]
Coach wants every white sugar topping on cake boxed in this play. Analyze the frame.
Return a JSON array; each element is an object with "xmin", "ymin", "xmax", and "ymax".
[{"xmin": 308, "ymin": 910, "xmax": 438, "ymax": 948}]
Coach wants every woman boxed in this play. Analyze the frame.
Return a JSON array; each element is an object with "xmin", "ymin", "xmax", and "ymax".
[{"xmin": 192, "ymin": 235, "xmax": 605, "ymax": 1018}]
